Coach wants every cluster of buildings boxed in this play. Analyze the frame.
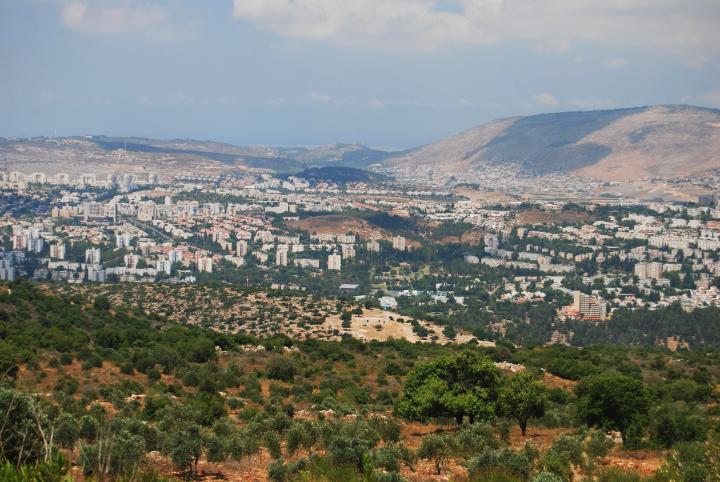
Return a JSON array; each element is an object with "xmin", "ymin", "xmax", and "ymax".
[
  {"xmin": 477, "ymin": 199, "xmax": 720, "ymax": 318},
  {"xmin": 1, "ymin": 170, "xmax": 160, "ymax": 190},
  {"xmin": 1, "ymin": 170, "xmax": 422, "ymax": 285},
  {"xmin": 6, "ymin": 164, "xmax": 720, "ymax": 327}
]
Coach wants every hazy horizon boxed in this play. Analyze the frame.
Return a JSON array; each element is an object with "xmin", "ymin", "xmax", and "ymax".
[{"xmin": 2, "ymin": 1, "xmax": 719, "ymax": 148}]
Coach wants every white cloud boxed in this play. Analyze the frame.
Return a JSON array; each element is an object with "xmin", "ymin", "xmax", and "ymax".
[
  {"xmin": 61, "ymin": 1, "xmax": 175, "ymax": 38},
  {"xmin": 369, "ymin": 99, "xmax": 386, "ymax": 108},
  {"xmin": 232, "ymin": 0, "xmax": 720, "ymax": 64},
  {"xmin": 604, "ymin": 57, "xmax": 627, "ymax": 69},
  {"xmin": 310, "ymin": 92, "xmax": 332, "ymax": 103},
  {"xmin": 533, "ymin": 93, "xmax": 559, "ymax": 107}
]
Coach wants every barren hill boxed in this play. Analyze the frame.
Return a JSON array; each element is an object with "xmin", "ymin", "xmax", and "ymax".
[
  {"xmin": 0, "ymin": 136, "xmax": 388, "ymax": 179},
  {"xmin": 383, "ymin": 105, "xmax": 720, "ymax": 182}
]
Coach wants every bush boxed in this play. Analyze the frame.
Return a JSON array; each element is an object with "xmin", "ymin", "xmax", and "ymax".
[
  {"xmin": 594, "ymin": 468, "xmax": 644, "ymax": 482},
  {"xmin": 147, "ymin": 367, "xmax": 162, "ymax": 382},
  {"xmin": 266, "ymin": 357, "xmax": 297, "ymax": 382},
  {"xmin": 467, "ymin": 466, "xmax": 525, "ymax": 482},
  {"xmin": 418, "ymin": 433, "xmax": 458, "ymax": 475},
  {"xmin": 54, "ymin": 413, "xmax": 79, "ymax": 449},
  {"xmin": 59, "ymin": 353, "xmax": 73, "ymax": 365},
  {"xmin": 0, "ymin": 455, "xmax": 70, "ymax": 482},
  {"xmin": 530, "ymin": 471, "xmax": 563, "ymax": 482},
  {"xmin": 93, "ymin": 296, "xmax": 111, "ymax": 311},
  {"xmin": 656, "ymin": 441, "xmax": 709, "ymax": 482},
  {"xmin": 468, "ymin": 445, "xmax": 537, "ymax": 481},
  {"xmin": 0, "ymin": 388, "xmax": 52, "ymax": 465},
  {"xmin": 268, "ymin": 459, "xmax": 288, "ymax": 482},
  {"xmin": 650, "ymin": 403, "xmax": 708, "ymax": 448}
]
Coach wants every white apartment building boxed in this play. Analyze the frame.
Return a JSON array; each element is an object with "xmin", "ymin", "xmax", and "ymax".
[
  {"xmin": 196, "ymin": 257, "xmax": 213, "ymax": 273},
  {"xmin": 392, "ymin": 236, "xmax": 406, "ymax": 251},
  {"xmin": 366, "ymin": 240, "xmax": 380, "ymax": 253},
  {"xmin": 341, "ymin": 244, "xmax": 356, "ymax": 259},
  {"xmin": 49, "ymin": 243, "xmax": 66, "ymax": 260},
  {"xmin": 634, "ymin": 261, "xmax": 663, "ymax": 280},
  {"xmin": 276, "ymin": 247, "xmax": 288, "ymax": 267},
  {"xmin": 236, "ymin": 240, "xmax": 248, "ymax": 257},
  {"xmin": 85, "ymin": 247, "xmax": 101, "ymax": 265},
  {"xmin": 328, "ymin": 253, "xmax": 342, "ymax": 271}
]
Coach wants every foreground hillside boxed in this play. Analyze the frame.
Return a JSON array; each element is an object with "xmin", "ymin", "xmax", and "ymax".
[
  {"xmin": 1, "ymin": 281, "xmax": 719, "ymax": 481},
  {"xmin": 383, "ymin": 105, "xmax": 720, "ymax": 182}
]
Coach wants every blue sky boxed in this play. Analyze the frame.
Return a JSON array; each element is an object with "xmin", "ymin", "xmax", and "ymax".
[{"xmin": 1, "ymin": 0, "xmax": 719, "ymax": 148}]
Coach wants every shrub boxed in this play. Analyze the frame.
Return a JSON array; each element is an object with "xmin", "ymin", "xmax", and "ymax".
[{"xmin": 266, "ymin": 357, "xmax": 297, "ymax": 382}]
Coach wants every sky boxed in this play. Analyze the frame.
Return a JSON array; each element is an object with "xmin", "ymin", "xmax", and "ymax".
[{"xmin": 1, "ymin": 0, "xmax": 719, "ymax": 149}]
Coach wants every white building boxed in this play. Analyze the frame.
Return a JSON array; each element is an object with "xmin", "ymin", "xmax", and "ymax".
[
  {"xmin": 572, "ymin": 291, "xmax": 607, "ymax": 321},
  {"xmin": 276, "ymin": 246, "xmax": 288, "ymax": 267},
  {"xmin": 328, "ymin": 253, "xmax": 342, "ymax": 271},
  {"xmin": 294, "ymin": 258, "xmax": 320, "ymax": 269},
  {"xmin": 85, "ymin": 248, "xmax": 101, "ymax": 265},
  {"xmin": 634, "ymin": 261, "xmax": 663, "ymax": 280},
  {"xmin": 87, "ymin": 266, "xmax": 106, "ymax": 282},
  {"xmin": 392, "ymin": 236, "xmax": 406, "ymax": 251},
  {"xmin": 236, "ymin": 240, "xmax": 248, "ymax": 257},
  {"xmin": 379, "ymin": 296, "xmax": 398, "ymax": 309},
  {"xmin": 196, "ymin": 257, "xmax": 213, "ymax": 273},
  {"xmin": 49, "ymin": 243, "xmax": 66, "ymax": 260},
  {"xmin": 341, "ymin": 244, "xmax": 356, "ymax": 259}
]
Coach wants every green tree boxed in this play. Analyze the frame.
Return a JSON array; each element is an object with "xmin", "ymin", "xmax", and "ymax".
[
  {"xmin": 0, "ymin": 342, "xmax": 19, "ymax": 382},
  {"xmin": 266, "ymin": 357, "xmax": 297, "ymax": 382},
  {"xmin": 54, "ymin": 413, "xmax": 79, "ymax": 450},
  {"xmin": 204, "ymin": 432, "xmax": 226, "ymax": 463},
  {"xmin": 111, "ymin": 430, "xmax": 146, "ymax": 479},
  {"xmin": 286, "ymin": 420, "xmax": 320, "ymax": 456},
  {"xmin": 657, "ymin": 441, "xmax": 709, "ymax": 482},
  {"xmin": 0, "ymin": 388, "xmax": 53, "ymax": 466},
  {"xmin": 575, "ymin": 372, "xmax": 649, "ymax": 445},
  {"xmin": 93, "ymin": 295, "xmax": 111, "ymax": 311},
  {"xmin": 165, "ymin": 427, "xmax": 202, "ymax": 472},
  {"xmin": 497, "ymin": 371, "xmax": 547, "ymax": 436},
  {"xmin": 649, "ymin": 403, "xmax": 707, "ymax": 448},
  {"xmin": 396, "ymin": 351, "xmax": 501, "ymax": 424},
  {"xmin": 417, "ymin": 433, "xmax": 457, "ymax": 475}
]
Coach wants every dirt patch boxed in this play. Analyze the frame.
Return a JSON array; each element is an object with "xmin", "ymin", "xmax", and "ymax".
[
  {"xmin": 516, "ymin": 209, "xmax": 594, "ymax": 226},
  {"xmin": 542, "ymin": 372, "xmax": 577, "ymax": 391},
  {"xmin": 287, "ymin": 215, "xmax": 390, "ymax": 240},
  {"xmin": 17, "ymin": 359, "xmax": 153, "ymax": 397},
  {"xmin": 508, "ymin": 426, "xmax": 572, "ymax": 451},
  {"xmin": 597, "ymin": 450, "xmax": 666, "ymax": 476},
  {"xmin": 453, "ymin": 187, "xmax": 519, "ymax": 206},
  {"xmin": 322, "ymin": 308, "xmax": 486, "ymax": 345},
  {"xmin": 435, "ymin": 230, "xmax": 484, "ymax": 246}
]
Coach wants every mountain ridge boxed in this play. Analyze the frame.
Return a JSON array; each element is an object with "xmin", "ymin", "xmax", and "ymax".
[
  {"xmin": 2, "ymin": 104, "xmax": 719, "ymax": 186},
  {"xmin": 382, "ymin": 104, "xmax": 720, "ymax": 182}
]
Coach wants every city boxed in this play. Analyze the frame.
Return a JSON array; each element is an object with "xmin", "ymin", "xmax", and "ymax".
[{"xmin": 1, "ymin": 1, "xmax": 720, "ymax": 482}]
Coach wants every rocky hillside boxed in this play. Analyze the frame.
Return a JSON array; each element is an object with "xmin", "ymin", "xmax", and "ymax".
[
  {"xmin": 383, "ymin": 105, "xmax": 720, "ymax": 182},
  {"xmin": 0, "ymin": 136, "xmax": 388, "ymax": 178}
]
